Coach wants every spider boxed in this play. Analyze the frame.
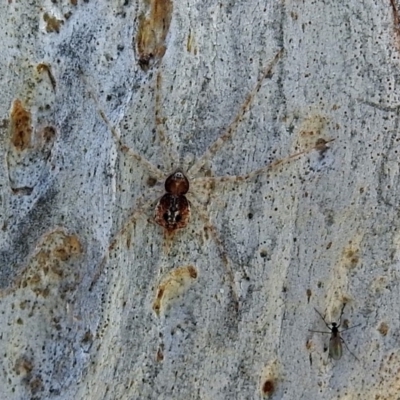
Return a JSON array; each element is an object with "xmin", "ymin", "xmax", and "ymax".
[{"xmin": 82, "ymin": 49, "xmax": 334, "ymax": 312}]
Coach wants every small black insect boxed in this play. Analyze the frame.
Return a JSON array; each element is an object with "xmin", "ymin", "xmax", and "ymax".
[{"xmin": 310, "ymin": 303, "xmax": 361, "ymax": 360}]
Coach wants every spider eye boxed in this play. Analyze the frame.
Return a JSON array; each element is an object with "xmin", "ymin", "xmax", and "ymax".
[{"xmin": 176, "ymin": 214, "xmax": 182, "ymax": 222}]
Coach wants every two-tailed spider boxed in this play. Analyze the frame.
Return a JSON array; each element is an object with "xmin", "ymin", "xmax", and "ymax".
[{"xmin": 82, "ymin": 49, "xmax": 334, "ymax": 310}]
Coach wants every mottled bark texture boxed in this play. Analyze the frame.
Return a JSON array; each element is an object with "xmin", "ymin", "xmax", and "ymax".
[{"xmin": 1, "ymin": 1, "xmax": 399, "ymax": 399}]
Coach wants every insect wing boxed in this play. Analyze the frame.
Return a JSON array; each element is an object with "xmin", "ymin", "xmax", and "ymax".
[{"xmin": 329, "ymin": 334, "xmax": 342, "ymax": 360}]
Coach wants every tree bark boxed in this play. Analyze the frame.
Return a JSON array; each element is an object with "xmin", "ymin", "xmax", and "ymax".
[{"xmin": 1, "ymin": 0, "xmax": 399, "ymax": 399}]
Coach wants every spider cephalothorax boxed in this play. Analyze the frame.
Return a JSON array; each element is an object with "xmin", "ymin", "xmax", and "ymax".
[{"xmin": 154, "ymin": 170, "xmax": 191, "ymax": 232}]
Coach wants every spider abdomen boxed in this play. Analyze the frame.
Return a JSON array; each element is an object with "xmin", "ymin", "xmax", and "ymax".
[{"xmin": 155, "ymin": 193, "xmax": 191, "ymax": 232}]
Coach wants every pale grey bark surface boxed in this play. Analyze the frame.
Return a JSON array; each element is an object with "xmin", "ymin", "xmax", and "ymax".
[{"xmin": 0, "ymin": 1, "xmax": 399, "ymax": 399}]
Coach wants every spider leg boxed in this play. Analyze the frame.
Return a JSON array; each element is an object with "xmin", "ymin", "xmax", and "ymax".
[
  {"xmin": 192, "ymin": 139, "xmax": 334, "ymax": 186},
  {"xmin": 313, "ymin": 307, "xmax": 332, "ymax": 331},
  {"xmin": 340, "ymin": 337, "xmax": 360, "ymax": 361},
  {"xmin": 89, "ymin": 190, "xmax": 161, "ymax": 290},
  {"xmin": 154, "ymin": 69, "xmax": 179, "ymax": 172},
  {"xmin": 188, "ymin": 49, "xmax": 284, "ymax": 177},
  {"xmin": 80, "ymin": 72, "xmax": 165, "ymax": 181},
  {"xmin": 189, "ymin": 195, "xmax": 241, "ymax": 314}
]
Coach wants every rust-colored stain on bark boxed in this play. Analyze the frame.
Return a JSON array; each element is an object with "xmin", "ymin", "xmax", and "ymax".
[
  {"xmin": 0, "ymin": 229, "xmax": 83, "ymax": 298},
  {"xmin": 13, "ymin": 356, "xmax": 43, "ymax": 397},
  {"xmin": 377, "ymin": 321, "xmax": 389, "ymax": 336},
  {"xmin": 298, "ymin": 114, "xmax": 327, "ymax": 141},
  {"xmin": 136, "ymin": 0, "xmax": 173, "ymax": 70},
  {"xmin": 261, "ymin": 380, "xmax": 276, "ymax": 397},
  {"xmin": 156, "ymin": 347, "xmax": 164, "ymax": 362},
  {"xmin": 259, "ymin": 359, "xmax": 280, "ymax": 398},
  {"xmin": 152, "ymin": 265, "xmax": 198, "ymax": 316},
  {"xmin": 10, "ymin": 99, "xmax": 32, "ymax": 151},
  {"xmin": 341, "ymin": 240, "xmax": 361, "ymax": 270},
  {"xmin": 14, "ymin": 356, "xmax": 34, "ymax": 376},
  {"xmin": 43, "ymin": 12, "xmax": 63, "ymax": 34},
  {"xmin": 40, "ymin": 126, "xmax": 56, "ymax": 144},
  {"xmin": 36, "ymin": 63, "xmax": 56, "ymax": 90},
  {"xmin": 295, "ymin": 114, "xmax": 337, "ymax": 155},
  {"xmin": 391, "ymin": 0, "xmax": 400, "ymax": 48},
  {"xmin": 29, "ymin": 375, "xmax": 44, "ymax": 395},
  {"xmin": 53, "ymin": 234, "xmax": 82, "ymax": 262},
  {"xmin": 186, "ymin": 28, "xmax": 197, "ymax": 55}
]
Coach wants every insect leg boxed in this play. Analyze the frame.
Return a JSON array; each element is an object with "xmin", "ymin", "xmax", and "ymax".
[
  {"xmin": 313, "ymin": 307, "xmax": 332, "ymax": 330},
  {"xmin": 340, "ymin": 337, "xmax": 359, "ymax": 361}
]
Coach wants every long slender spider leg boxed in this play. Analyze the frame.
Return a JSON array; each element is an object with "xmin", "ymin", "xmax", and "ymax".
[
  {"xmin": 155, "ymin": 69, "xmax": 179, "ymax": 172},
  {"xmin": 340, "ymin": 337, "xmax": 360, "ymax": 361},
  {"xmin": 188, "ymin": 48, "xmax": 284, "ymax": 177},
  {"xmin": 192, "ymin": 140, "xmax": 334, "ymax": 186},
  {"xmin": 308, "ymin": 330, "xmax": 332, "ymax": 334},
  {"xmin": 189, "ymin": 196, "xmax": 241, "ymax": 313},
  {"xmin": 80, "ymin": 72, "xmax": 165, "ymax": 181},
  {"xmin": 89, "ymin": 191, "xmax": 161, "ymax": 290}
]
